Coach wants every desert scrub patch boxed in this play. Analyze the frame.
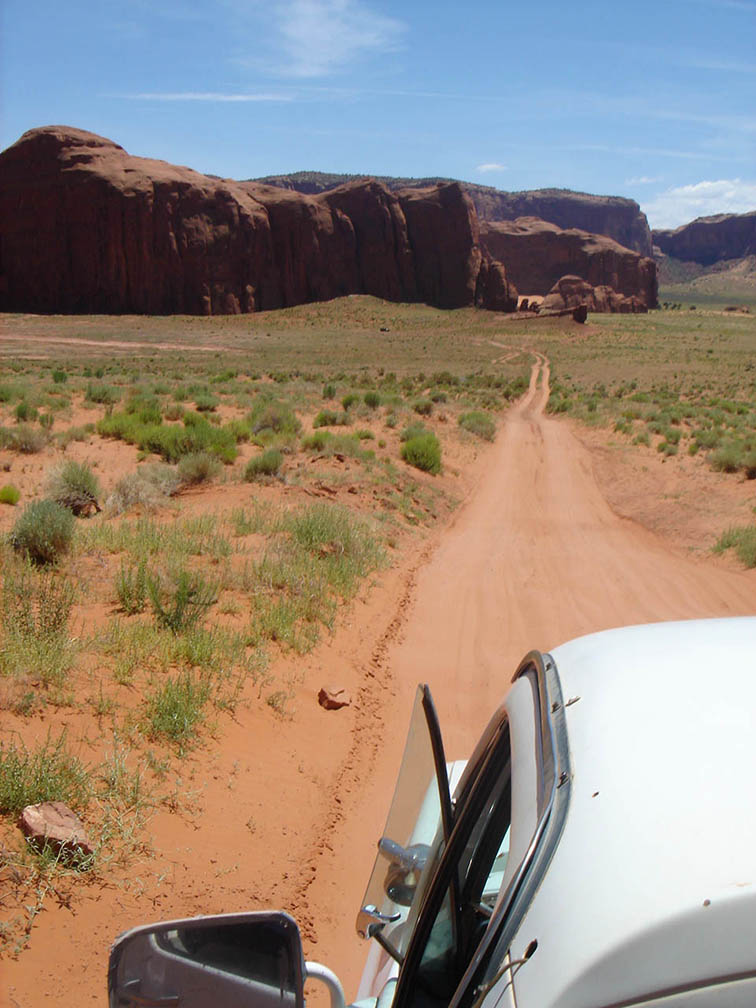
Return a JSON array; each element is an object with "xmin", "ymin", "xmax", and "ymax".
[
  {"xmin": 45, "ymin": 460, "xmax": 101, "ymax": 517},
  {"xmin": 177, "ymin": 451, "xmax": 223, "ymax": 487},
  {"xmin": 313, "ymin": 409, "xmax": 349, "ymax": 428},
  {"xmin": 98, "ymin": 410, "xmax": 237, "ymax": 464},
  {"xmin": 412, "ymin": 398, "xmax": 433, "ymax": 416},
  {"xmin": 0, "ymin": 484, "xmax": 20, "ymax": 506},
  {"xmin": 244, "ymin": 449, "xmax": 283, "ymax": 481},
  {"xmin": 105, "ymin": 463, "xmax": 180, "ymax": 516},
  {"xmin": 85, "ymin": 382, "xmax": 120, "ymax": 406},
  {"xmin": 714, "ymin": 526, "xmax": 756, "ymax": 568},
  {"xmin": 458, "ymin": 411, "xmax": 496, "ymax": 441},
  {"xmin": 401, "ymin": 432, "xmax": 442, "ymax": 475},
  {"xmin": 363, "ymin": 391, "xmax": 380, "ymax": 409},
  {"xmin": 247, "ymin": 394, "xmax": 301, "ymax": 441},
  {"xmin": 11, "ymin": 423, "xmax": 46, "ymax": 454},
  {"xmin": 143, "ymin": 671, "xmax": 211, "ymax": 751},
  {"xmin": 83, "ymin": 514, "xmax": 230, "ymax": 561},
  {"xmin": 147, "ymin": 569, "xmax": 218, "ymax": 634},
  {"xmin": 0, "ymin": 564, "xmax": 76, "ymax": 688},
  {"xmin": 115, "ymin": 559, "xmax": 148, "ymax": 615},
  {"xmin": 10, "ymin": 500, "xmax": 75, "ymax": 565},
  {"xmin": 0, "ymin": 734, "xmax": 91, "ymax": 816}
]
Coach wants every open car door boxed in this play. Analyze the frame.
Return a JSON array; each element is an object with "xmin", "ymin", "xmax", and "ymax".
[{"xmin": 356, "ymin": 685, "xmax": 454, "ymax": 974}]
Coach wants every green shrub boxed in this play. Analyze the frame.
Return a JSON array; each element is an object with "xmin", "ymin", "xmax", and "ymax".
[
  {"xmin": 194, "ymin": 393, "xmax": 220, "ymax": 412},
  {"xmin": 163, "ymin": 403, "xmax": 185, "ymax": 422},
  {"xmin": 313, "ymin": 409, "xmax": 348, "ymax": 428},
  {"xmin": 322, "ymin": 383, "xmax": 336, "ymax": 400},
  {"xmin": 125, "ymin": 394, "xmax": 162, "ymax": 425},
  {"xmin": 459, "ymin": 411, "xmax": 495, "ymax": 442},
  {"xmin": 244, "ymin": 449, "xmax": 283, "ymax": 480},
  {"xmin": 401, "ymin": 433, "xmax": 441, "ymax": 474},
  {"xmin": 147, "ymin": 570, "xmax": 217, "ymax": 634},
  {"xmin": 247, "ymin": 395, "xmax": 300, "ymax": 438},
  {"xmin": 11, "ymin": 500, "xmax": 75, "ymax": 564},
  {"xmin": 0, "ymin": 735, "xmax": 90, "ymax": 816},
  {"xmin": 143, "ymin": 671, "xmax": 211, "ymax": 750},
  {"xmin": 0, "ymin": 484, "xmax": 20, "ymax": 506},
  {"xmin": 714, "ymin": 526, "xmax": 756, "ymax": 568},
  {"xmin": 364, "ymin": 391, "xmax": 380, "ymax": 409},
  {"xmin": 431, "ymin": 390, "xmax": 448, "ymax": 403},
  {"xmin": 177, "ymin": 452, "xmax": 223, "ymax": 486},
  {"xmin": 710, "ymin": 442, "xmax": 742, "ymax": 473},
  {"xmin": 85, "ymin": 382, "xmax": 120, "ymax": 405},
  {"xmin": 45, "ymin": 460, "xmax": 101, "ymax": 516},
  {"xmin": 341, "ymin": 393, "xmax": 359, "ymax": 410},
  {"xmin": 302, "ymin": 431, "xmax": 333, "ymax": 452},
  {"xmin": 105, "ymin": 464, "xmax": 179, "ymax": 515},
  {"xmin": 400, "ymin": 421, "xmax": 428, "ymax": 443},
  {"xmin": 1, "ymin": 565, "xmax": 76, "ymax": 686},
  {"xmin": 413, "ymin": 398, "xmax": 433, "ymax": 417},
  {"xmin": 39, "ymin": 412, "xmax": 55, "ymax": 431},
  {"xmin": 116, "ymin": 559, "xmax": 148, "ymax": 614},
  {"xmin": 15, "ymin": 401, "xmax": 38, "ymax": 423},
  {"xmin": 12, "ymin": 423, "xmax": 46, "ymax": 454},
  {"xmin": 52, "ymin": 369, "xmax": 68, "ymax": 384}
]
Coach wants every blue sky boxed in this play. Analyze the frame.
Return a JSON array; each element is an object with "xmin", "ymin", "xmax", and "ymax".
[{"xmin": 2, "ymin": 0, "xmax": 754, "ymax": 229}]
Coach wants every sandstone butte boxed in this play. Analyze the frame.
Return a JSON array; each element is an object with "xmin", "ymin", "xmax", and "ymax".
[
  {"xmin": 479, "ymin": 217, "xmax": 658, "ymax": 309},
  {"xmin": 653, "ymin": 210, "xmax": 756, "ymax": 267},
  {"xmin": 0, "ymin": 125, "xmax": 656, "ymax": 317},
  {"xmin": 255, "ymin": 171, "xmax": 655, "ymax": 257}
]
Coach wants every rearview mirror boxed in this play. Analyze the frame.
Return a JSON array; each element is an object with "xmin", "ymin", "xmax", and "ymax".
[{"xmin": 108, "ymin": 911, "xmax": 306, "ymax": 1008}]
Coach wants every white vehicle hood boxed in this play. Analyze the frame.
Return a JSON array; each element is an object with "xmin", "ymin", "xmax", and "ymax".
[{"xmin": 509, "ymin": 618, "xmax": 756, "ymax": 1008}]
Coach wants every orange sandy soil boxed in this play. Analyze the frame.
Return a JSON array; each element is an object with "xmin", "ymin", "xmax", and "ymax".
[{"xmin": 2, "ymin": 355, "xmax": 755, "ymax": 1007}]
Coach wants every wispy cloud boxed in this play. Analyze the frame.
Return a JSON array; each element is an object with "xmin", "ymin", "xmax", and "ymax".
[
  {"xmin": 642, "ymin": 178, "xmax": 756, "ymax": 229},
  {"xmin": 125, "ymin": 92, "xmax": 293, "ymax": 102},
  {"xmin": 477, "ymin": 162, "xmax": 507, "ymax": 174},
  {"xmin": 268, "ymin": 0, "xmax": 406, "ymax": 78},
  {"xmin": 626, "ymin": 175, "xmax": 662, "ymax": 185}
]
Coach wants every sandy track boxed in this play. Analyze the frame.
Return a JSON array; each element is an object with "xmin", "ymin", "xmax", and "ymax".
[
  {"xmin": 3, "ymin": 353, "xmax": 754, "ymax": 1006},
  {"xmin": 301, "ymin": 351, "xmax": 755, "ymax": 998}
]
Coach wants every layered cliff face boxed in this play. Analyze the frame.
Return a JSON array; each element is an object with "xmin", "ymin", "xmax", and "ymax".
[
  {"xmin": 480, "ymin": 217, "xmax": 658, "ymax": 309},
  {"xmin": 0, "ymin": 127, "xmax": 517, "ymax": 316},
  {"xmin": 255, "ymin": 171, "xmax": 654, "ymax": 256},
  {"xmin": 652, "ymin": 211, "xmax": 756, "ymax": 266}
]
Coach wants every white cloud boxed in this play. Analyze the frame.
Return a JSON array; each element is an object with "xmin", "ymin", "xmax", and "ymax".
[
  {"xmin": 269, "ymin": 0, "xmax": 405, "ymax": 78},
  {"xmin": 477, "ymin": 163, "xmax": 507, "ymax": 174},
  {"xmin": 126, "ymin": 92, "xmax": 292, "ymax": 101},
  {"xmin": 626, "ymin": 175, "xmax": 662, "ymax": 185},
  {"xmin": 642, "ymin": 179, "xmax": 756, "ymax": 229}
]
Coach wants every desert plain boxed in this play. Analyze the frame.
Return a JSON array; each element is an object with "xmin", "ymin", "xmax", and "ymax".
[{"xmin": 0, "ymin": 293, "xmax": 755, "ymax": 1006}]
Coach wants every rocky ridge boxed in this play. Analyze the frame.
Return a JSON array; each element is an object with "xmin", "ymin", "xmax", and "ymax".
[
  {"xmin": 480, "ymin": 217, "xmax": 657, "ymax": 309},
  {"xmin": 255, "ymin": 171, "xmax": 653, "ymax": 256},
  {"xmin": 653, "ymin": 211, "xmax": 756, "ymax": 266},
  {"xmin": 0, "ymin": 126, "xmax": 517, "ymax": 316},
  {"xmin": 0, "ymin": 126, "xmax": 655, "ymax": 316}
]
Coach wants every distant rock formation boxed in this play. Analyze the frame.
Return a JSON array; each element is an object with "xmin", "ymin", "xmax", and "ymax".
[
  {"xmin": 0, "ymin": 126, "xmax": 517, "ymax": 316},
  {"xmin": 479, "ymin": 217, "xmax": 657, "ymax": 308},
  {"xmin": 653, "ymin": 211, "xmax": 756, "ymax": 266},
  {"xmin": 542, "ymin": 275, "xmax": 648, "ymax": 314},
  {"xmin": 255, "ymin": 171, "xmax": 653, "ymax": 255}
]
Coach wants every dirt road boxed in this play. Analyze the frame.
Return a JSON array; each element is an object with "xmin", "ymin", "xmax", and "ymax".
[
  {"xmin": 3, "ymin": 353, "xmax": 754, "ymax": 1006},
  {"xmin": 300, "ymin": 351, "xmax": 755, "ymax": 998}
]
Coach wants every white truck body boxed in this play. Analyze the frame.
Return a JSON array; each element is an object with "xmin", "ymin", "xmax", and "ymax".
[{"xmin": 108, "ymin": 618, "xmax": 756, "ymax": 1008}]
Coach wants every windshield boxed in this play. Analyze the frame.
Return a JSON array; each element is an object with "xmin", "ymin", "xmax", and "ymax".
[{"xmin": 357, "ymin": 685, "xmax": 451, "ymax": 956}]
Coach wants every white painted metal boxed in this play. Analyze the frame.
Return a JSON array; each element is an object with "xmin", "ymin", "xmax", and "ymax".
[{"xmin": 505, "ymin": 617, "xmax": 756, "ymax": 1008}]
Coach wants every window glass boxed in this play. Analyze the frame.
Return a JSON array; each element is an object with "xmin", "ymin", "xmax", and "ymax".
[{"xmin": 408, "ymin": 725, "xmax": 512, "ymax": 1008}]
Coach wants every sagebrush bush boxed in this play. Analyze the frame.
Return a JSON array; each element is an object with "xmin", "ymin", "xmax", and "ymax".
[
  {"xmin": 12, "ymin": 423, "xmax": 46, "ymax": 454},
  {"xmin": 0, "ymin": 484, "xmax": 20, "ymax": 506},
  {"xmin": 459, "ymin": 411, "xmax": 496, "ymax": 442},
  {"xmin": 341, "ymin": 393, "xmax": 359, "ymax": 410},
  {"xmin": 244, "ymin": 449, "xmax": 283, "ymax": 480},
  {"xmin": 15, "ymin": 401, "xmax": 38, "ymax": 423},
  {"xmin": 11, "ymin": 499, "xmax": 75, "ymax": 564},
  {"xmin": 85, "ymin": 382, "xmax": 120, "ymax": 405},
  {"xmin": 177, "ymin": 452, "xmax": 223, "ymax": 486},
  {"xmin": 364, "ymin": 391, "xmax": 380, "ymax": 409},
  {"xmin": 413, "ymin": 398, "xmax": 433, "ymax": 416},
  {"xmin": 400, "ymin": 421, "xmax": 428, "ymax": 443},
  {"xmin": 247, "ymin": 395, "xmax": 300, "ymax": 438},
  {"xmin": 45, "ymin": 460, "xmax": 101, "ymax": 516},
  {"xmin": 105, "ymin": 464, "xmax": 179, "ymax": 516},
  {"xmin": 313, "ymin": 409, "xmax": 348, "ymax": 428},
  {"xmin": 401, "ymin": 432, "xmax": 441, "ymax": 474}
]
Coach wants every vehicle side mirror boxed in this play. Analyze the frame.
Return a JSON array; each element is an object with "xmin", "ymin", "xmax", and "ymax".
[{"xmin": 109, "ymin": 911, "xmax": 306, "ymax": 1008}]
